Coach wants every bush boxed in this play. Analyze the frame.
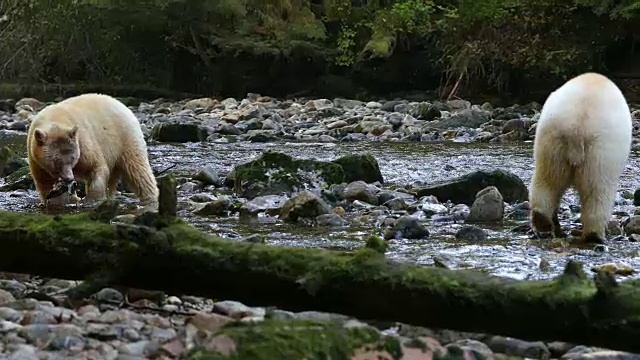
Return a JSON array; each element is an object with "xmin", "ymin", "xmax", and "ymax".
[{"xmin": 0, "ymin": 0, "xmax": 637, "ymax": 98}]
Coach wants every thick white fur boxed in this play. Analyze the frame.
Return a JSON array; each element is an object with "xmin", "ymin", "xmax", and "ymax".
[
  {"xmin": 28, "ymin": 93, "xmax": 159, "ymax": 210},
  {"xmin": 530, "ymin": 72, "xmax": 632, "ymax": 242}
]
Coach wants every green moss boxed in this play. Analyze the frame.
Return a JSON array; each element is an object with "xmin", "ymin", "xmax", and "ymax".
[
  {"xmin": 360, "ymin": 33, "xmax": 396, "ymax": 60},
  {"xmin": 185, "ymin": 319, "xmax": 383, "ymax": 360},
  {"xmin": 0, "ymin": 146, "xmax": 27, "ymax": 177},
  {"xmin": 365, "ymin": 234, "xmax": 388, "ymax": 254},
  {"xmin": 228, "ymin": 151, "xmax": 345, "ymax": 197},
  {"xmin": 3, "ymin": 207, "xmax": 640, "ymax": 352},
  {"xmin": 226, "ymin": 151, "xmax": 387, "ymax": 198},
  {"xmin": 332, "ymin": 153, "xmax": 384, "ymax": 184},
  {"xmin": 0, "ymin": 166, "xmax": 34, "ymax": 191}
]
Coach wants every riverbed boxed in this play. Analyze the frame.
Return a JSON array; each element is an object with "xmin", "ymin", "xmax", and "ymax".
[{"xmin": 3, "ymin": 130, "xmax": 640, "ymax": 283}]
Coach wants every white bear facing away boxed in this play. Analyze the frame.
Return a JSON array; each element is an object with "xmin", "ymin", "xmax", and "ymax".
[
  {"xmin": 27, "ymin": 93, "xmax": 159, "ymax": 211},
  {"xmin": 529, "ymin": 72, "xmax": 632, "ymax": 243}
]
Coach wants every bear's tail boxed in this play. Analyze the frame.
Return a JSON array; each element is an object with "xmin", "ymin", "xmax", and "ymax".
[{"xmin": 563, "ymin": 134, "xmax": 585, "ymax": 166}]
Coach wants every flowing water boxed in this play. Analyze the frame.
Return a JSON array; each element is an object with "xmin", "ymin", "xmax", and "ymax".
[{"xmin": 3, "ymin": 130, "xmax": 640, "ymax": 282}]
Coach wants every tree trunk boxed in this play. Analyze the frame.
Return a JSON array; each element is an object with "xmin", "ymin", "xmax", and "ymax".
[{"xmin": 0, "ymin": 179, "xmax": 638, "ymax": 353}]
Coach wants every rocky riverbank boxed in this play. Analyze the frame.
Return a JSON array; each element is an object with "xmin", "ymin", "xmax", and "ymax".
[
  {"xmin": 2, "ymin": 95, "xmax": 636, "ymax": 146},
  {"xmin": 0, "ymin": 94, "xmax": 640, "ymax": 359},
  {"xmin": 0, "ymin": 272, "xmax": 632, "ymax": 360}
]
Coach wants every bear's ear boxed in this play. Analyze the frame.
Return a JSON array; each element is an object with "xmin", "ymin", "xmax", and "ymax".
[
  {"xmin": 68, "ymin": 125, "xmax": 78, "ymax": 139},
  {"xmin": 34, "ymin": 129, "xmax": 47, "ymax": 145}
]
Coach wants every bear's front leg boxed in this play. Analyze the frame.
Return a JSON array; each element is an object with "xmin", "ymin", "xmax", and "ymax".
[{"xmin": 83, "ymin": 166, "xmax": 110, "ymax": 205}]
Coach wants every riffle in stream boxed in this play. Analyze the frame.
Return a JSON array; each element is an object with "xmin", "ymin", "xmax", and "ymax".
[{"xmin": 2, "ymin": 131, "xmax": 640, "ymax": 283}]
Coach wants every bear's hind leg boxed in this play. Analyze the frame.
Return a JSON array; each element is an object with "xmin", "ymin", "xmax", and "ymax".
[
  {"xmin": 574, "ymin": 153, "xmax": 622, "ymax": 244},
  {"xmin": 529, "ymin": 154, "xmax": 571, "ymax": 239},
  {"xmin": 120, "ymin": 150, "xmax": 159, "ymax": 211}
]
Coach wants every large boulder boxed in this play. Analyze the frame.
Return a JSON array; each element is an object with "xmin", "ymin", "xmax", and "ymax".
[
  {"xmin": 415, "ymin": 169, "xmax": 528, "ymax": 206},
  {"xmin": 225, "ymin": 151, "xmax": 384, "ymax": 199}
]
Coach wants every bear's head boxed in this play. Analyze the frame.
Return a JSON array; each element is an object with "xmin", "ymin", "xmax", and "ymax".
[{"xmin": 33, "ymin": 124, "xmax": 80, "ymax": 182}]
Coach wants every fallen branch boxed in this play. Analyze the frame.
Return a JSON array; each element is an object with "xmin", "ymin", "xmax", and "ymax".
[
  {"xmin": 0, "ymin": 178, "xmax": 639, "ymax": 352},
  {"xmin": 446, "ymin": 72, "xmax": 465, "ymax": 101}
]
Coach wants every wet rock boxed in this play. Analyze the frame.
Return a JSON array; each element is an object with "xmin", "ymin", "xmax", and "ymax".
[
  {"xmin": 7, "ymin": 345, "xmax": 39, "ymax": 360},
  {"xmin": 244, "ymin": 129, "xmax": 279, "ymax": 142},
  {"xmin": 94, "ymin": 288, "xmax": 124, "ymax": 303},
  {"xmin": 433, "ymin": 254, "xmax": 467, "ymax": 269},
  {"xmin": 634, "ymin": 188, "xmax": 640, "ymax": 206},
  {"xmin": 239, "ymin": 194, "xmax": 289, "ymax": 217},
  {"xmin": 384, "ymin": 216, "xmax": 429, "ymax": 240},
  {"xmin": 192, "ymin": 165, "xmax": 221, "ymax": 186},
  {"xmin": 188, "ymin": 312, "xmax": 233, "ymax": 335},
  {"xmin": 420, "ymin": 202, "xmax": 448, "ymax": 216},
  {"xmin": 243, "ymin": 234, "xmax": 265, "ymax": 243},
  {"xmin": 501, "ymin": 118, "xmax": 530, "ymax": 134},
  {"xmin": 382, "ymin": 198, "xmax": 408, "ymax": 211},
  {"xmin": 0, "ymin": 280, "xmax": 28, "ymax": 296},
  {"xmin": 189, "ymin": 193, "xmax": 217, "ymax": 202},
  {"xmin": 279, "ymin": 190, "xmax": 332, "ymax": 222},
  {"xmin": 212, "ymin": 301, "xmax": 263, "ymax": 319},
  {"xmin": 624, "ymin": 215, "xmax": 640, "ymax": 235},
  {"xmin": 195, "ymin": 198, "xmax": 233, "ymax": 217},
  {"xmin": 561, "ymin": 347, "xmax": 639, "ymax": 359},
  {"xmin": 179, "ymin": 181, "xmax": 201, "ymax": 193},
  {"xmin": 487, "ymin": 335, "xmax": 550, "ymax": 359},
  {"xmin": 547, "ymin": 341, "xmax": 576, "ymax": 357},
  {"xmin": 377, "ymin": 190, "xmax": 415, "ymax": 204},
  {"xmin": 15, "ymin": 98, "xmax": 45, "ymax": 112},
  {"xmin": 412, "ymin": 102, "xmax": 441, "ymax": 121},
  {"xmin": 7, "ymin": 121, "xmax": 28, "ymax": 131},
  {"xmin": 151, "ymin": 122, "xmax": 208, "ymax": 143},
  {"xmin": 0, "ymin": 288, "xmax": 16, "ymax": 304},
  {"xmin": 416, "ymin": 169, "xmax": 527, "ymax": 206},
  {"xmin": 343, "ymin": 180, "xmax": 379, "ymax": 205},
  {"xmin": 330, "ymin": 98, "xmax": 361, "ymax": 110},
  {"xmin": 0, "ymin": 99, "xmax": 16, "ymax": 113},
  {"xmin": 455, "ymin": 225, "xmax": 488, "ymax": 242},
  {"xmin": 591, "ymin": 262, "xmax": 635, "ymax": 276},
  {"xmin": 466, "ymin": 186, "xmax": 505, "ymax": 223},
  {"xmin": 217, "ymin": 122, "xmax": 242, "ymax": 135},
  {"xmin": 429, "ymin": 108, "xmax": 491, "ymax": 129},
  {"xmin": 449, "ymin": 339, "xmax": 494, "ymax": 358},
  {"xmin": 184, "ymin": 98, "xmax": 217, "ymax": 111},
  {"xmin": 315, "ymin": 213, "xmax": 348, "ymax": 227}
]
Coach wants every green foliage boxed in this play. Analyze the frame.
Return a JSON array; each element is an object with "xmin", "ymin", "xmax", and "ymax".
[
  {"xmin": 0, "ymin": 0, "xmax": 637, "ymax": 95},
  {"xmin": 575, "ymin": 0, "xmax": 640, "ymax": 18}
]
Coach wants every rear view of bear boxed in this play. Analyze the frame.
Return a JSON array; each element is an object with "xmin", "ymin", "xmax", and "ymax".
[
  {"xmin": 27, "ymin": 93, "xmax": 159, "ymax": 211},
  {"xmin": 529, "ymin": 72, "xmax": 632, "ymax": 243}
]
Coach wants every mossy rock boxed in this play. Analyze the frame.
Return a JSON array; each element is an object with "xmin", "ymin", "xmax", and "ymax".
[
  {"xmin": 225, "ymin": 151, "xmax": 346, "ymax": 199},
  {"xmin": 225, "ymin": 151, "xmax": 384, "ymax": 199},
  {"xmin": 0, "ymin": 146, "xmax": 27, "ymax": 177},
  {"xmin": 0, "ymin": 166, "xmax": 33, "ymax": 191},
  {"xmin": 332, "ymin": 153, "xmax": 383, "ymax": 184},
  {"xmin": 184, "ymin": 319, "xmax": 399, "ymax": 360},
  {"xmin": 151, "ymin": 123, "xmax": 208, "ymax": 143}
]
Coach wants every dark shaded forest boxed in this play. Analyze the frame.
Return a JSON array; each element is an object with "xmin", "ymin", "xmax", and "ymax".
[{"xmin": 0, "ymin": 0, "xmax": 638, "ymax": 103}]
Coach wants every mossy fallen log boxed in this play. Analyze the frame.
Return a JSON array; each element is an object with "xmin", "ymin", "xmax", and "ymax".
[{"xmin": 0, "ymin": 200, "xmax": 639, "ymax": 351}]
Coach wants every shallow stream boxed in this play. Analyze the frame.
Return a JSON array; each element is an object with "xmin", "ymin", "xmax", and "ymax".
[{"xmin": 3, "ymin": 130, "xmax": 640, "ymax": 282}]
